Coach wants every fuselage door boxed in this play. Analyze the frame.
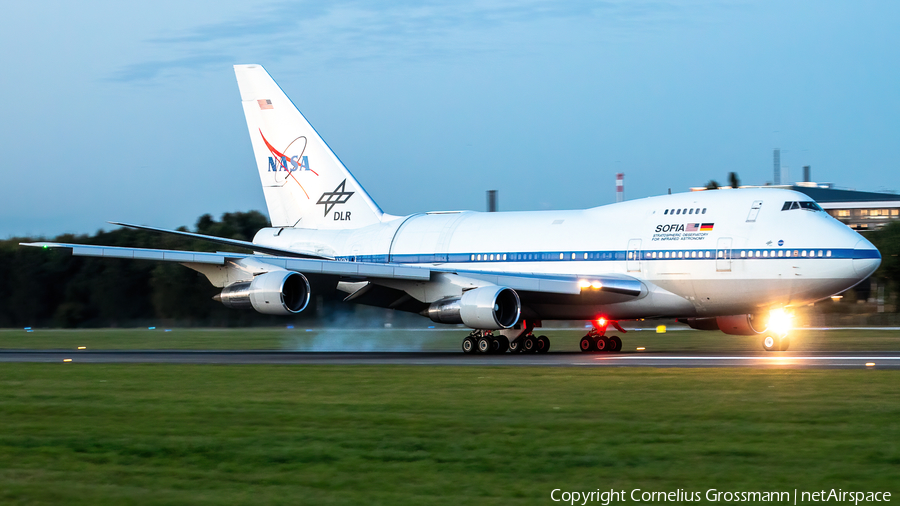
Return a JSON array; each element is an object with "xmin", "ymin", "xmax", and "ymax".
[
  {"xmin": 626, "ymin": 238, "xmax": 642, "ymax": 272},
  {"xmin": 716, "ymin": 237, "xmax": 733, "ymax": 272},
  {"xmin": 746, "ymin": 200, "xmax": 763, "ymax": 222}
]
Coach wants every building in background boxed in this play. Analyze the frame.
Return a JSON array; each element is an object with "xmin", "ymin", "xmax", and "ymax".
[{"xmin": 791, "ymin": 184, "xmax": 900, "ymax": 231}]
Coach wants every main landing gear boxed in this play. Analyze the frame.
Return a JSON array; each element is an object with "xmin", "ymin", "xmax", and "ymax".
[
  {"xmin": 461, "ymin": 328, "xmax": 550, "ymax": 354},
  {"xmin": 579, "ymin": 318, "xmax": 625, "ymax": 353},
  {"xmin": 762, "ymin": 334, "xmax": 790, "ymax": 352}
]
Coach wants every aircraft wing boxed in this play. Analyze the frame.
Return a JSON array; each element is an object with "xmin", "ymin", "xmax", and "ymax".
[
  {"xmin": 19, "ymin": 242, "xmax": 643, "ymax": 297},
  {"xmin": 107, "ymin": 221, "xmax": 329, "ymax": 259}
]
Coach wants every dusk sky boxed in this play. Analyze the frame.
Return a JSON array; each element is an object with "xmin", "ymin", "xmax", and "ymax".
[{"xmin": 2, "ymin": 1, "xmax": 898, "ymax": 237}]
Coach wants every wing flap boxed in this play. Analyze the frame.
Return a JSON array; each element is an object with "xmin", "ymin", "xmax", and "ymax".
[{"xmin": 26, "ymin": 243, "xmax": 229, "ymax": 265}]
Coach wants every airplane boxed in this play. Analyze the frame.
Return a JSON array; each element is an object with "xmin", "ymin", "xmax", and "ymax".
[{"xmin": 22, "ymin": 64, "xmax": 881, "ymax": 353}]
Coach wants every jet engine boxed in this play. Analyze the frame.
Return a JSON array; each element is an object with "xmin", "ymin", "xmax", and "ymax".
[
  {"xmin": 680, "ymin": 314, "xmax": 768, "ymax": 335},
  {"xmin": 715, "ymin": 314, "xmax": 768, "ymax": 336},
  {"xmin": 215, "ymin": 270, "xmax": 311, "ymax": 315},
  {"xmin": 425, "ymin": 286, "xmax": 521, "ymax": 330},
  {"xmin": 680, "ymin": 317, "xmax": 721, "ymax": 331}
]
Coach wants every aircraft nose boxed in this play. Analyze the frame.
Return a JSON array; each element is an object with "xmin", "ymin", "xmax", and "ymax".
[{"xmin": 852, "ymin": 237, "xmax": 881, "ymax": 280}]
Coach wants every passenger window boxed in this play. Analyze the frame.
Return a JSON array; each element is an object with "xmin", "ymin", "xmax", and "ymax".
[
  {"xmin": 689, "ymin": 209, "xmax": 693, "ymax": 214},
  {"xmin": 664, "ymin": 209, "xmax": 669, "ymax": 215},
  {"xmin": 702, "ymin": 208, "xmax": 707, "ymax": 214},
  {"xmin": 676, "ymin": 209, "xmax": 681, "ymax": 215}
]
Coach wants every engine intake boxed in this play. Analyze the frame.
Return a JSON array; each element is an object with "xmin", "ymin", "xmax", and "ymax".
[
  {"xmin": 216, "ymin": 271, "xmax": 310, "ymax": 315},
  {"xmin": 425, "ymin": 286, "xmax": 521, "ymax": 330}
]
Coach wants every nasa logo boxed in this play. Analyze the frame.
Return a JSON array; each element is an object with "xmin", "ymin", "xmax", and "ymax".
[
  {"xmin": 268, "ymin": 155, "xmax": 310, "ymax": 173},
  {"xmin": 259, "ymin": 130, "xmax": 319, "ymax": 176},
  {"xmin": 778, "ymin": 239, "xmax": 784, "ymax": 246}
]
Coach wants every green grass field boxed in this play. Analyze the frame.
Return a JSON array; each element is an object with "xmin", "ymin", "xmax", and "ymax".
[
  {"xmin": 0, "ymin": 365, "xmax": 898, "ymax": 505},
  {"xmin": 1, "ymin": 326, "xmax": 899, "ymax": 352}
]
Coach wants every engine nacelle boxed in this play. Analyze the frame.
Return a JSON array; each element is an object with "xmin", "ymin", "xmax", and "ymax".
[
  {"xmin": 216, "ymin": 271, "xmax": 310, "ymax": 315},
  {"xmin": 715, "ymin": 314, "xmax": 768, "ymax": 336},
  {"xmin": 425, "ymin": 286, "xmax": 521, "ymax": 330},
  {"xmin": 680, "ymin": 317, "xmax": 721, "ymax": 331}
]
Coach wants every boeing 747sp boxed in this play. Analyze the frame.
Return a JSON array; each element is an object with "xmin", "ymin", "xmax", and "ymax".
[{"xmin": 23, "ymin": 65, "xmax": 881, "ymax": 353}]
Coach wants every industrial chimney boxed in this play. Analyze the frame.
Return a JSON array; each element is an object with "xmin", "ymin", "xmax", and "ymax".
[
  {"xmin": 616, "ymin": 173, "xmax": 624, "ymax": 202},
  {"xmin": 773, "ymin": 149, "xmax": 781, "ymax": 185},
  {"xmin": 486, "ymin": 190, "xmax": 498, "ymax": 212}
]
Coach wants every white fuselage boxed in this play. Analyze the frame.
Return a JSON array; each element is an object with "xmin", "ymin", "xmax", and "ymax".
[{"xmin": 253, "ymin": 188, "xmax": 880, "ymax": 321}]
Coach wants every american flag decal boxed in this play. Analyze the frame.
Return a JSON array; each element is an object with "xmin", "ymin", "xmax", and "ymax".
[
  {"xmin": 258, "ymin": 99, "xmax": 273, "ymax": 110},
  {"xmin": 686, "ymin": 223, "xmax": 699, "ymax": 232}
]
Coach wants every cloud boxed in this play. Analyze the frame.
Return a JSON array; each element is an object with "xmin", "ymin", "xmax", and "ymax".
[
  {"xmin": 110, "ymin": 0, "xmax": 687, "ymax": 82},
  {"xmin": 107, "ymin": 54, "xmax": 236, "ymax": 83}
]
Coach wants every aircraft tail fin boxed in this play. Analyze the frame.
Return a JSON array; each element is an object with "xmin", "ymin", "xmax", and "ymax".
[{"xmin": 233, "ymin": 64, "xmax": 383, "ymax": 229}]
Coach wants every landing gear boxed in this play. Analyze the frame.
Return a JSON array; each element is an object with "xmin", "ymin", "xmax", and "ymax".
[
  {"xmin": 462, "ymin": 330, "xmax": 514, "ymax": 354},
  {"xmin": 579, "ymin": 318, "xmax": 626, "ymax": 353},
  {"xmin": 763, "ymin": 335, "xmax": 790, "ymax": 352},
  {"xmin": 460, "ymin": 321, "xmax": 549, "ymax": 354}
]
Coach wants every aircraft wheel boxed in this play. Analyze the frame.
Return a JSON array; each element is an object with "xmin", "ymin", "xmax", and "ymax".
[
  {"xmin": 580, "ymin": 336, "xmax": 594, "ymax": 352},
  {"xmin": 522, "ymin": 335, "xmax": 537, "ymax": 353},
  {"xmin": 477, "ymin": 336, "xmax": 493, "ymax": 353},
  {"xmin": 496, "ymin": 336, "xmax": 510, "ymax": 353},
  {"xmin": 595, "ymin": 336, "xmax": 610, "ymax": 352},
  {"xmin": 462, "ymin": 337, "xmax": 476, "ymax": 354},
  {"xmin": 779, "ymin": 336, "xmax": 790, "ymax": 352},
  {"xmin": 537, "ymin": 335, "xmax": 550, "ymax": 353},
  {"xmin": 762, "ymin": 335, "xmax": 777, "ymax": 352},
  {"xmin": 609, "ymin": 335, "xmax": 622, "ymax": 352},
  {"xmin": 509, "ymin": 338, "xmax": 521, "ymax": 353}
]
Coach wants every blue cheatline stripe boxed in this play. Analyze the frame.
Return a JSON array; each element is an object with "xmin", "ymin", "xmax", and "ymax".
[{"xmin": 335, "ymin": 248, "xmax": 880, "ymax": 264}]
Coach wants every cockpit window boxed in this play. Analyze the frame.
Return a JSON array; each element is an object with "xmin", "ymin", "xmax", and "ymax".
[
  {"xmin": 782, "ymin": 201, "xmax": 823, "ymax": 212},
  {"xmin": 799, "ymin": 201, "xmax": 822, "ymax": 211}
]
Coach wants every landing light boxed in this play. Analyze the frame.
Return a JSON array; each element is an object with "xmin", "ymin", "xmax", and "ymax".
[
  {"xmin": 768, "ymin": 308, "xmax": 794, "ymax": 337},
  {"xmin": 591, "ymin": 281, "xmax": 603, "ymax": 289},
  {"xmin": 578, "ymin": 279, "xmax": 591, "ymax": 288}
]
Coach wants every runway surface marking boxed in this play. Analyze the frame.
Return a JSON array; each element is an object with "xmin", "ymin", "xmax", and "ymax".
[{"xmin": 1, "ymin": 350, "xmax": 899, "ymax": 368}]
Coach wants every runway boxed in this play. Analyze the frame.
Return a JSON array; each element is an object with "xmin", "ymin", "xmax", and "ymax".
[{"xmin": 2, "ymin": 350, "xmax": 899, "ymax": 368}]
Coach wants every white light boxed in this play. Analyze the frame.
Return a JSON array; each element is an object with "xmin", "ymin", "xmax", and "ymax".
[
  {"xmin": 591, "ymin": 281, "xmax": 603, "ymax": 289},
  {"xmin": 768, "ymin": 308, "xmax": 793, "ymax": 336},
  {"xmin": 578, "ymin": 279, "xmax": 591, "ymax": 288}
]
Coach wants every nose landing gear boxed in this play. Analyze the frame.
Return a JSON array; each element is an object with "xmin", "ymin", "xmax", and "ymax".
[{"xmin": 762, "ymin": 335, "xmax": 790, "ymax": 352}]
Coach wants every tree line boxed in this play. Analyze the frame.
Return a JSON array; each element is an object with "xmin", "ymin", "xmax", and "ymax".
[
  {"xmin": 1, "ymin": 211, "xmax": 899, "ymax": 328},
  {"xmin": 0, "ymin": 211, "xmax": 345, "ymax": 328}
]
